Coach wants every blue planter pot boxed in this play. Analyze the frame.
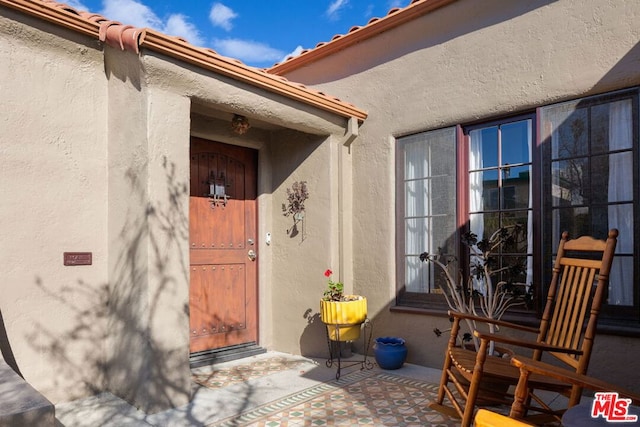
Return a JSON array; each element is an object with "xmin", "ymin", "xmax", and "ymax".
[{"xmin": 373, "ymin": 337, "xmax": 407, "ymax": 370}]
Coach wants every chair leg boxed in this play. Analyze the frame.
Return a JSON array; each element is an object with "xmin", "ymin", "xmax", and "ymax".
[
  {"xmin": 461, "ymin": 338, "xmax": 489, "ymax": 427},
  {"xmin": 436, "ymin": 355, "xmax": 452, "ymax": 404},
  {"xmin": 510, "ymin": 367, "xmax": 531, "ymax": 419},
  {"xmin": 437, "ymin": 316, "xmax": 461, "ymax": 405}
]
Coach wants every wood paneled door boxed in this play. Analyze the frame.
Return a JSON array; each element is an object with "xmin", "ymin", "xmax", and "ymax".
[{"xmin": 189, "ymin": 137, "xmax": 258, "ymax": 354}]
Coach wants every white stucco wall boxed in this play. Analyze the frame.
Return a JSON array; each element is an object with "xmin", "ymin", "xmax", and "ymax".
[{"xmin": 281, "ymin": 0, "xmax": 640, "ymax": 391}]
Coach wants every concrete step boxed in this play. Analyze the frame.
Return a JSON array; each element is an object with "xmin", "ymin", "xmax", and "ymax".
[{"xmin": 0, "ymin": 360, "xmax": 54, "ymax": 426}]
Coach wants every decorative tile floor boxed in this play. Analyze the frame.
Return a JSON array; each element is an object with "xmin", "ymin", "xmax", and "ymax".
[
  {"xmin": 207, "ymin": 368, "xmax": 459, "ymax": 427},
  {"xmin": 193, "ymin": 356, "xmax": 309, "ymax": 389}
]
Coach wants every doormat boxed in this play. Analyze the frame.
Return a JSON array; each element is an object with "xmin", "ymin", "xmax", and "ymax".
[
  {"xmin": 209, "ymin": 370, "xmax": 460, "ymax": 426},
  {"xmin": 192, "ymin": 356, "xmax": 310, "ymax": 390}
]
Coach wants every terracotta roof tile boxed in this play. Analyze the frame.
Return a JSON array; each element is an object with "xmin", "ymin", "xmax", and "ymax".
[
  {"xmin": 269, "ymin": 0, "xmax": 458, "ymax": 75},
  {"xmin": 0, "ymin": 0, "xmax": 367, "ymax": 121}
]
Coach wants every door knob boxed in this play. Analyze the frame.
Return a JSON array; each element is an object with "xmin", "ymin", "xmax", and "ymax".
[{"xmin": 248, "ymin": 249, "xmax": 257, "ymax": 261}]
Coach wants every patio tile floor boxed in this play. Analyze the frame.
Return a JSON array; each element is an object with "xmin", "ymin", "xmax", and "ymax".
[
  {"xmin": 56, "ymin": 351, "xmax": 539, "ymax": 426},
  {"xmin": 193, "ymin": 353, "xmax": 459, "ymax": 426}
]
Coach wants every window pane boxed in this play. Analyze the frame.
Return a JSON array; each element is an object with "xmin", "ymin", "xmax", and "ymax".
[
  {"xmin": 404, "ymin": 140, "xmax": 428, "ymax": 180},
  {"xmin": 405, "ymin": 180, "xmax": 427, "ymax": 217},
  {"xmin": 609, "ymin": 256, "xmax": 633, "ymax": 306},
  {"xmin": 502, "ymin": 120, "xmax": 531, "ymax": 165},
  {"xmin": 551, "ymin": 107, "xmax": 588, "ymax": 160},
  {"xmin": 470, "ymin": 127, "xmax": 498, "ymax": 169},
  {"xmin": 608, "ymin": 99, "xmax": 633, "ymax": 151},
  {"xmin": 432, "ymin": 175, "xmax": 457, "ymax": 215},
  {"xmin": 552, "ymin": 207, "xmax": 590, "ymax": 242},
  {"xmin": 433, "ymin": 215, "xmax": 457, "ymax": 255},
  {"xmin": 405, "ymin": 218, "xmax": 427, "ymax": 254},
  {"xmin": 470, "ymin": 170, "xmax": 499, "ymax": 211},
  {"xmin": 503, "ymin": 166, "xmax": 530, "ymax": 209},
  {"xmin": 431, "ymin": 130, "xmax": 458, "ymax": 176},
  {"xmin": 591, "ymin": 103, "xmax": 610, "ymax": 155},
  {"xmin": 552, "ymin": 158, "xmax": 588, "ymax": 206},
  {"xmin": 501, "ymin": 213, "xmax": 530, "ymax": 252},
  {"xmin": 592, "ymin": 152, "xmax": 633, "ymax": 204},
  {"xmin": 591, "ymin": 204, "xmax": 634, "ymax": 253},
  {"xmin": 470, "ymin": 212, "xmax": 501, "ymax": 241},
  {"xmin": 405, "ymin": 255, "xmax": 427, "ymax": 293},
  {"xmin": 498, "ymin": 255, "xmax": 530, "ymax": 284}
]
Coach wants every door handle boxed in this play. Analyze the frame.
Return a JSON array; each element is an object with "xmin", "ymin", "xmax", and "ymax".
[{"xmin": 247, "ymin": 249, "xmax": 257, "ymax": 261}]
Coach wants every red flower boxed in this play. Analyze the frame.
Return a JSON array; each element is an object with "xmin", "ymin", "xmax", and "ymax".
[{"xmin": 324, "ymin": 269, "xmax": 333, "ymax": 277}]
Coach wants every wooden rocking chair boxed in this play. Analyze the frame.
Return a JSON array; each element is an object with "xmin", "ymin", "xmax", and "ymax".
[{"xmin": 429, "ymin": 229, "xmax": 619, "ymax": 427}]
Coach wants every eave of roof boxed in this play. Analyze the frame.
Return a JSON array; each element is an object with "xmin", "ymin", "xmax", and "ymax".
[
  {"xmin": 268, "ymin": 0, "xmax": 458, "ymax": 76},
  {"xmin": 0, "ymin": 0, "xmax": 367, "ymax": 121}
]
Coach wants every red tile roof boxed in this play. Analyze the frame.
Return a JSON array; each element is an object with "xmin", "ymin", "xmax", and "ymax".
[
  {"xmin": 268, "ymin": 0, "xmax": 458, "ymax": 75},
  {"xmin": 1, "ymin": 0, "xmax": 367, "ymax": 121}
]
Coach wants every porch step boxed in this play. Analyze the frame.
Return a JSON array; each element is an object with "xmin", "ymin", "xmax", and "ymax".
[
  {"xmin": 0, "ymin": 360, "xmax": 54, "ymax": 426},
  {"xmin": 190, "ymin": 343, "xmax": 267, "ymax": 368}
]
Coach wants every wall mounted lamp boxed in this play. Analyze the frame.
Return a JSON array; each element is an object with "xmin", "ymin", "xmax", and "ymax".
[{"xmin": 231, "ymin": 114, "xmax": 251, "ymax": 135}]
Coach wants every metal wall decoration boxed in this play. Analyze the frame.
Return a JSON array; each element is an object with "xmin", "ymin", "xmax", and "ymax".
[
  {"xmin": 208, "ymin": 171, "xmax": 229, "ymax": 208},
  {"xmin": 282, "ymin": 180, "xmax": 309, "ymax": 240}
]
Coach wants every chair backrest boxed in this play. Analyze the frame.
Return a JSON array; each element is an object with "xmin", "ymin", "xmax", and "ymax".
[{"xmin": 535, "ymin": 229, "xmax": 618, "ymax": 374}]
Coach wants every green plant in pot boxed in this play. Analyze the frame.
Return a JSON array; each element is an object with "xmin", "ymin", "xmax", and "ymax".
[{"xmin": 320, "ymin": 269, "xmax": 367, "ymax": 341}]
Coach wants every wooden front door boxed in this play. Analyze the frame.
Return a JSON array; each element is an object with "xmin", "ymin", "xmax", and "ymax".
[{"xmin": 189, "ymin": 137, "xmax": 258, "ymax": 354}]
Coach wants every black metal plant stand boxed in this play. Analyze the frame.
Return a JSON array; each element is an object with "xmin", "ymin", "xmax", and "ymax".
[{"xmin": 324, "ymin": 318, "xmax": 373, "ymax": 380}]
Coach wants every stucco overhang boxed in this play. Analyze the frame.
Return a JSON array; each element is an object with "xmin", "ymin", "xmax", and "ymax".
[
  {"xmin": 268, "ymin": 0, "xmax": 458, "ymax": 75},
  {"xmin": 0, "ymin": 0, "xmax": 368, "ymax": 122}
]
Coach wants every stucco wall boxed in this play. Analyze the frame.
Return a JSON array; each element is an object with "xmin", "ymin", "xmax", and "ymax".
[
  {"xmin": 281, "ymin": 0, "xmax": 640, "ymax": 391},
  {"xmin": 0, "ymin": 11, "xmax": 109, "ymax": 402},
  {"xmin": 149, "ymin": 51, "xmax": 357, "ymax": 361},
  {"xmin": 0, "ymin": 5, "xmax": 356, "ymax": 412}
]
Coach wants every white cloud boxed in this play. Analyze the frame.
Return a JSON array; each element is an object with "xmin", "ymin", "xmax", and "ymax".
[
  {"xmin": 326, "ymin": 0, "xmax": 349, "ymax": 20},
  {"xmin": 281, "ymin": 46, "xmax": 304, "ymax": 63},
  {"xmin": 364, "ymin": 4, "xmax": 375, "ymax": 18},
  {"xmin": 165, "ymin": 14, "xmax": 204, "ymax": 46},
  {"xmin": 209, "ymin": 3, "xmax": 238, "ymax": 31},
  {"xmin": 213, "ymin": 38, "xmax": 285, "ymax": 65},
  {"xmin": 101, "ymin": 0, "xmax": 163, "ymax": 29},
  {"xmin": 99, "ymin": 0, "xmax": 203, "ymax": 46},
  {"xmin": 387, "ymin": 0, "xmax": 404, "ymax": 9}
]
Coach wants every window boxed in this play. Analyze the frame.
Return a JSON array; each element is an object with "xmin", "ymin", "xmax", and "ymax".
[
  {"xmin": 466, "ymin": 118, "xmax": 534, "ymax": 292},
  {"xmin": 540, "ymin": 91, "xmax": 638, "ymax": 320},
  {"xmin": 396, "ymin": 89, "xmax": 639, "ymax": 323},
  {"xmin": 396, "ymin": 127, "xmax": 457, "ymax": 306}
]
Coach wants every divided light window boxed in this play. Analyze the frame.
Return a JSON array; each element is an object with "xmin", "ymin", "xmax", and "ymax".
[
  {"xmin": 396, "ymin": 88, "xmax": 640, "ymax": 324},
  {"xmin": 396, "ymin": 127, "xmax": 457, "ymax": 307},
  {"xmin": 540, "ymin": 91, "xmax": 638, "ymax": 320},
  {"xmin": 466, "ymin": 117, "xmax": 535, "ymax": 298}
]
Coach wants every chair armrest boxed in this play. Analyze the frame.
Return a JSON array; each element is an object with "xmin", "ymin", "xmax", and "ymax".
[
  {"xmin": 473, "ymin": 330, "xmax": 583, "ymax": 355},
  {"xmin": 511, "ymin": 356, "xmax": 640, "ymax": 406},
  {"xmin": 448, "ymin": 310, "xmax": 540, "ymax": 334}
]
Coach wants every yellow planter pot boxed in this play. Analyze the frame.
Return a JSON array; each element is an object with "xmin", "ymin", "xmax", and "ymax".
[{"xmin": 320, "ymin": 296, "xmax": 367, "ymax": 341}]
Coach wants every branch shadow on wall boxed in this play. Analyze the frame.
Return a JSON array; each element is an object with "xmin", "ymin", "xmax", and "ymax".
[{"xmin": 21, "ymin": 155, "xmax": 269, "ymax": 425}]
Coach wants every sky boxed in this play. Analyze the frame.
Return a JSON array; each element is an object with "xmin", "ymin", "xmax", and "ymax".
[{"xmin": 64, "ymin": 0, "xmax": 410, "ymax": 68}]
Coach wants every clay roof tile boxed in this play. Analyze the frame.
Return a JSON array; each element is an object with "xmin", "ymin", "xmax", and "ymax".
[
  {"xmin": 268, "ymin": 0, "xmax": 458, "ymax": 74},
  {"xmin": 1, "ymin": 0, "xmax": 367, "ymax": 120}
]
